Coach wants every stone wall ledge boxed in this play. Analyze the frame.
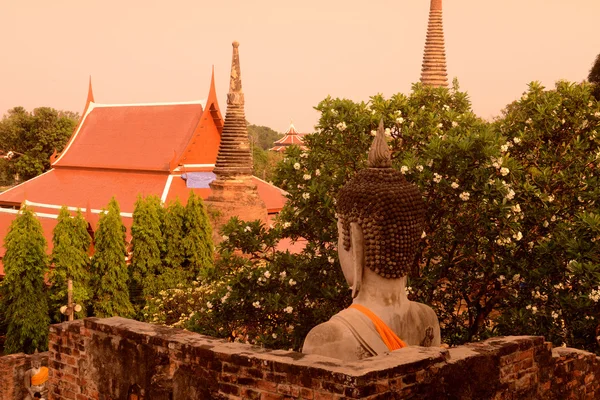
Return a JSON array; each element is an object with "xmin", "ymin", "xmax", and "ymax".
[{"xmin": 43, "ymin": 317, "xmax": 600, "ymax": 399}]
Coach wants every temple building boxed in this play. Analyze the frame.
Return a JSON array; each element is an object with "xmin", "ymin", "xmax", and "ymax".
[
  {"xmin": 0, "ymin": 61, "xmax": 286, "ymax": 276},
  {"xmin": 270, "ymin": 122, "xmax": 306, "ymax": 152},
  {"xmin": 420, "ymin": 0, "xmax": 449, "ymax": 87}
]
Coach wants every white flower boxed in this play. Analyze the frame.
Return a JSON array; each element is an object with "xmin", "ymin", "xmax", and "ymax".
[
  {"xmin": 370, "ymin": 130, "xmax": 377, "ymax": 136},
  {"xmin": 500, "ymin": 167, "xmax": 510, "ymax": 176},
  {"xmin": 437, "ymin": 123, "xmax": 443, "ymax": 128},
  {"xmin": 289, "ymin": 279, "xmax": 297, "ymax": 286},
  {"xmin": 531, "ymin": 306, "xmax": 538, "ymax": 314},
  {"xmin": 513, "ymin": 231, "xmax": 523, "ymax": 241},
  {"xmin": 543, "ymin": 220, "xmax": 549, "ymax": 228},
  {"xmin": 328, "ymin": 256, "xmax": 335, "ymax": 264},
  {"xmin": 443, "ymin": 104, "xmax": 450, "ymax": 111},
  {"xmin": 206, "ymin": 301, "xmax": 213, "ymax": 309},
  {"xmin": 511, "ymin": 204, "xmax": 521, "ymax": 213},
  {"xmin": 400, "ymin": 166, "xmax": 409, "ymax": 174},
  {"xmin": 505, "ymin": 189, "xmax": 515, "ymax": 200},
  {"xmin": 421, "ymin": 231, "xmax": 427, "ymax": 239},
  {"xmin": 303, "ymin": 174, "xmax": 311, "ymax": 180},
  {"xmin": 513, "ymin": 137, "xmax": 521, "ymax": 144},
  {"xmin": 459, "ymin": 191, "xmax": 470, "ymax": 201},
  {"xmin": 282, "ymin": 221, "xmax": 291, "ymax": 229},
  {"xmin": 222, "ymin": 235, "xmax": 229, "ymax": 241},
  {"xmin": 452, "ymin": 121, "xmax": 459, "ymax": 128},
  {"xmin": 302, "ymin": 192, "xmax": 310, "ymax": 200},
  {"xmin": 498, "ymin": 275, "xmax": 506, "ymax": 282},
  {"xmin": 396, "ymin": 117, "xmax": 404, "ymax": 124},
  {"xmin": 244, "ymin": 226, "xmax": 252, "ymax": 232},
  {"xmin": 590, "ymin": 288, "xmax": 600, "ymax": 302},
  {"xmin": 384, "ymin": 128, "xmax": 391, "ymax": 137},
  {"xmin": 547, "ymin": 195, "xmax": 554, "ymax": 203},
  {"xmin": 416, "ymin": 165, "xmax": 424, "ymax": 172},
  {"xmin": 300, "ymin": 152, "xmax": 308, "ymax": 158},
  {"xmin": 264, "ymin": 270, "xmax": 271, "ymax": 279},
  {"xmin": 500, "ymin": 144, "xmax": 509, "ymax": 153},
  {"xmin": 293, "ymin": 163, "xmax": 300, "ymax": 170},
  {"xmin": 315, "ymin": 169, "xmax": 321, "ymax": 176},
  {"xmin": 252, "ymin": 301, "xmax": 261, "ymax": 309},
  {"xmin": 433, "ymin": 173, "xmax": 442, "ymax": 183},
  {"xmin": 451, "ymin": 182, "xmax": 459, "ymax": 189},
  {"xmin": 336, "ymin": 122, "xmax": 347, "ymax": 131},
  {"xmin": 272, "ymin": 333, "xmax": 278, "ymax": 339},
  {"xmin": 551, "ymin": 311, "xmax": 559, "ymax": 319},
  {"xmin": 284, "ymin": 306, "xmax": 293, "ymax": 314}
]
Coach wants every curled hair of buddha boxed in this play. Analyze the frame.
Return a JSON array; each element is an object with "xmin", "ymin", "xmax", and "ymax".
[{"xmin": 337, "ymin": 120, "xmax": 425, "ymax": 278}]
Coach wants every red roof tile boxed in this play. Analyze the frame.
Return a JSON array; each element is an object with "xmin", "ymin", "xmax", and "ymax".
[
  {"xmin": 0, "ymin": 169, "xmax": 169, "ymax": 213},
  {"xmin": 53, "ymin": 103, "xmax": 205, "ymax": 171}
]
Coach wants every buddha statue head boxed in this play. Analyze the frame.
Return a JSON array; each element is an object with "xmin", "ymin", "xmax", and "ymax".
[{"xmin": 336, "ymin": 120, "xmax": 425, "ymax": 296}]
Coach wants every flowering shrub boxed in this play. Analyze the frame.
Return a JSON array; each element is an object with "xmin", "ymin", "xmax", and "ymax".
[{"xmin": 147, "ymin": 81, "xmax": 600, "ymax": 354}]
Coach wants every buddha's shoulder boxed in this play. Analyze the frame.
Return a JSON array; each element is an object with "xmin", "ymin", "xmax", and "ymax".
[{"xmin": 302, "ymin": 316, "xmax": 363, "ymax": 359}]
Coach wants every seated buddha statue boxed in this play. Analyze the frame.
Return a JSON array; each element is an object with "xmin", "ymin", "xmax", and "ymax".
[
  {"xmin": 302, "ymin": 121, "xmax": 440, "ymax": 361},
  {"xmin": 24, "ymin": 350, "xmax": 49, "ymax": 400}
]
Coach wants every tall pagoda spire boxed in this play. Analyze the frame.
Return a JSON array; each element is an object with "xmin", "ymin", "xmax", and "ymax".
[
  {"xmin": 420, "ymin": 0, "xmax": 449, "ymax": 88},
  {"xmin": 207, "ymin": 41, "xmax": 267, "ymax": 240},
  {"xmin": 212, "ymin": 41, "xmax": 253, "ymax": 178}
]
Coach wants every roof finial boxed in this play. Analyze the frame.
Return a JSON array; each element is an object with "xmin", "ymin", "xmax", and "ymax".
[
  {"xmin": 368, "ymin": 120, "xmax": 392, "ymax": 168},
  {"xmin": 87, "ymin": 76, "xmax": 95, "ymax": 104},
  {"xmin": 420, "ymin": 0, "xmax": 449, "ymax": 87}
]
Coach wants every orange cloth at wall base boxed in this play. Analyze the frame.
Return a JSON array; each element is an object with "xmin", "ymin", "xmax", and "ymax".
[
  {"xmin": 31, "ymin": 366, "xmax": 49, "ymax": 386},
  {"xmin": 349, "ymin": 304, "xmax": 407, "ymax": 351}
]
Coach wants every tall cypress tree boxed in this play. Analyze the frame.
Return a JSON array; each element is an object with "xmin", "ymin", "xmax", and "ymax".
[
  {"xmin": 1, "ymin": 206, "xmax": 49, "ymax": 354},
  {"xmin": 183, "ymin": 192, "xmax": 214, "ymax": 279},
  {"xmin": 130, "ymin": 195, "xmax": 163, "ymax": 311},
  {"xmin": 162, "ymin": 198, "xmax": 186, "ymax": 269},
  {"xmin": 91, "ymin": 198, "xmax": 133, "ymax": 318},
  {"xmin": 49, "ymin": 207, "xmax": 91, "ymax": 321}
]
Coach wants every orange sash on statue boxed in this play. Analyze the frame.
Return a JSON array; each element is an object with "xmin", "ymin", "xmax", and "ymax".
[
  {"xmin": 31, "ymin": 366, "xmax": 49, "ymax": 386},
  {"xmin": 349, "ymin": 304, "xmax": 407, "ymax": 351}
]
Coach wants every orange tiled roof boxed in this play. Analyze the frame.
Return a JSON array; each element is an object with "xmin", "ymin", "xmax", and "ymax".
[{"xmin": 54, "ymin": 102, "xmax": 206, "ymax": 171}]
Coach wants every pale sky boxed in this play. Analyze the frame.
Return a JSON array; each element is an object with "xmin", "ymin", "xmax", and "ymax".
[{"xmin": 0, "ymin": 1, "xmax": 598, "ymax": 133}]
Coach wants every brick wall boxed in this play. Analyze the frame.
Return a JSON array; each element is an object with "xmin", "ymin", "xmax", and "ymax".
[
  {"xmin": 45, "ymin": 317, "xmax": 600, "ymax": 399},
  {"xmin": 0, "ymin": 351, "xmax": 49, "ymax": 400}
]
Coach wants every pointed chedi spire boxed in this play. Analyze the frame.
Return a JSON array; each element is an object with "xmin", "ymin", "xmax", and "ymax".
[
  {"xmin": 212, "ymin": 41, "xmax": 253, "ymax": 178},
  {"xmin": 207, "ymin": 41, "xmax": 267, "ymax": 242},
  {"xmin": 420, "ymin": 0, "xmax": 449, "ymax": 88}
]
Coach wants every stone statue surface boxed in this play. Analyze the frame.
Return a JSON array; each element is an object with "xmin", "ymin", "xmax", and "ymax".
[
  {"xmin": 302, "ymin": 121, "xmax": 440, "ymax": 361},
  {"xmin": 23, "ymin": 350, "xmax": 48, "ymax": 400}
]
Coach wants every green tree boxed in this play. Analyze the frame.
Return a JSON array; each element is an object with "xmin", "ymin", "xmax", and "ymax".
[
  {"xmin": 493, "ymin": 81, "xmax": 600, "ymax": 352},
  {"xmin": 130, "ymin": 195, "xmax": 163, "ymax": 312},
  {"xmin": 183, "ymin": 192, "xmax": 214, "ymax": 280},
  {"xmin": 589, "ymin": 53, "xmax": 600, "ymax": 100},
  {"xmin": 0, "ymin": 206, "xmax": 49, "ymax": 353},
  {"xmin": 248, "ymin": 124, "xmax": 283, "ymax": 150},
  {"xmin": 48, "ymin": 207, "xmax": 92, "ymax": 321},
  {"xmin": 0, "ymin": 107, "xmax": 78, "ymax": 183},
  {"xmin": 162, "ymin": 199, "xmax": 186, "ymax": 270},
  {"xmin": 91, "ymin": 198, "xmax": 133, "ymax": 318}
]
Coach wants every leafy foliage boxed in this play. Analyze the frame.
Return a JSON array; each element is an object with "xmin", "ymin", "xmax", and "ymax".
[
  {"xmin": 48, "ymin": 207, "xmax": 92, "ymax": 321},
  {"xmin": 0, "ymin": 206, "xmax": 49, "ymax": 354},
  {"xmin": 91, "ymin": 198, "xmax": 133, "ymax": 318},
  {"xmin": 130, "ymin": 195, "xmax": 164, "ymax": 313},
  {"xmin": 151, "ymin": 81, "xmax": 600, "ymax": 355},
  {"xmin": 0, "ymin": 107, "xmax": 78, "ymax": 183},
  {"xmin": 182, "ymin": 192, "xmax": 214, "ymax": 280},
  {"xmin": 589, "ymin": 53, "xmax": 600, "ymax": 100},
  {"xmin": 248, "ymin": 124, "xmax": 283, "ymax": 150}
]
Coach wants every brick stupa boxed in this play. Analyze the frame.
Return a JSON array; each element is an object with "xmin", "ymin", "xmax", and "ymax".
[
  {"xmin": 207, "ymin": 41, "xmax": 267, "ymax": 237},
  {"xmin": 420, "ymin": 0, "xmax": 449, "ymax": 87}
]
